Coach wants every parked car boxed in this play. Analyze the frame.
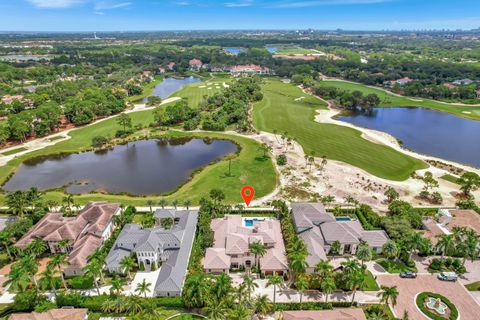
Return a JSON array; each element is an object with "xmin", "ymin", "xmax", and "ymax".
[
  {"xmin": 400, "ymin": 271, "xmax": 417, "ymax": 278},
  {"xmin": 437, "ymin": 272, "xmax": 458, "ymax": 282}
]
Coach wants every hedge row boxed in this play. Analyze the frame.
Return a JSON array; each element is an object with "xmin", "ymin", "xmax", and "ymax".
[
  {"xmin": 416, "ymin": 292, "xmax": 459, "ymax": 320},
  {"xmin": 273, "ymin": 302, "xmax": 354, "ymax": 311}
]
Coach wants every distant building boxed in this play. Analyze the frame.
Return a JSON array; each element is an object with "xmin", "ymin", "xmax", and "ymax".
[
  {"xmin": 203, "ymin": 215, "xmax": 288, "ymax": 276},
  {"xmin": 9, "ymin": 309, "xmax": 88, "ymax": 320},
  {"xmin": 228, "ymin": 64, "xmax": 271, "ymax": 77},
  {"xmin": 291, "ymin": 203, "xmax": 389, "ymax": 273},
  {"xmin": 105, "ymin": 209, "xmax": 198, "ymax": 297},
  {"xmin": 189, "ymin": 59, "xmax": 203, "ymax": 71},
  {"xmin": 385, "ymin": 77, "xmax": 413, "ymax": 87},
  {"xmin": 443, "ymin": 83, "xmax": 457, "ymax": 89},
  {"xmin": 1, "ymin": 95, "xmax": 24, "ymax": 104},
  {"xmin": 453, "ymin": 79, "xmax": 475, "ymax": 86},
  {"xmin": 423, "ymin": 208, "xmax": 480, "ymax": 245},
  {"xmin": 16, "ymin": 202, "xmax": 120, "ymax": 277}
]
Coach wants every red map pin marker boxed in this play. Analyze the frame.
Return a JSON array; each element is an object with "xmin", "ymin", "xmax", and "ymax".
[{"xmin": 241, "ymin": 186, "xmax": 255, "ymax": 206}]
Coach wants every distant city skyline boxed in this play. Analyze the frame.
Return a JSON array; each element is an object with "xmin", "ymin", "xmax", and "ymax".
[{"xmin": 0, "ymin": 0, "xmax": 479, "ymax": 32}]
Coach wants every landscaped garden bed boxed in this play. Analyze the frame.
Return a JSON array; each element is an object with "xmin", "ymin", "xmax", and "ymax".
[{"xmin": 416, "ymin": 292, "xmax": 459, "ymax": 320}]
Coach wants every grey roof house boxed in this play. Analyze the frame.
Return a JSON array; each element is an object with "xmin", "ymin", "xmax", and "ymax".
[
  {"xmin": 291, "ymin": 203, "xmax": 389, "ymax": 273},
  {"xmin": 105, "ymin": 209, "xmax": 198, "ymax": 297}
]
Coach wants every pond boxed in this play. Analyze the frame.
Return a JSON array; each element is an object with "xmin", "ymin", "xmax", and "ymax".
[
  {"xmin": 4, "ymin": 138, "xmax": 238, "ymax": 195},
  {"xmin": 223, "ymin": 47, "xmax": 246, "ymax": 55},
  {"xmin": 266, "ymin": 47, "xmax": 278, "ymax": 53},
  {"xmin": 338, "ymin": 107, "xmax": 480, "ymax": 168},
  {"xmin": 141, "ymin": 76, "xmax": 201, "ymax": 102}
]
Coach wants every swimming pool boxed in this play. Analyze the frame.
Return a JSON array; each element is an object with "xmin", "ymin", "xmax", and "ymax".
[
  {"xmin": 335, "ymin": 216, "xmax": 352, "ymax": 222},
  {"xmin": 243, "ymin": 217, "xmax": 266, "ymax": 227}
]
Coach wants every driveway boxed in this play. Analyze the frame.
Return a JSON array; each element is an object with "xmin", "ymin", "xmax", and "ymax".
[
  {"xmin": 123, "ymin": 269, "xmax": 160, "ymax": 297},
  {"xmin": 377, "ymin": 274, "xmax": 480, "ymax": 319}
]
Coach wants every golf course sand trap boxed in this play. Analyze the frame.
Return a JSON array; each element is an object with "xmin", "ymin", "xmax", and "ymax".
[{"xmin": 199, "ymin": 85, "xmax": 206, "ymax": 88}]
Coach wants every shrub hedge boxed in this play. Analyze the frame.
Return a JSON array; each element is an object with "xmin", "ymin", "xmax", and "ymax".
[
  {"xmin": 416, "ymin": 292, "xmax": 459, "ymax": 320},
  {"xmin": 274, "ymin": 302, "xmax": 354, "ymax": 311}
]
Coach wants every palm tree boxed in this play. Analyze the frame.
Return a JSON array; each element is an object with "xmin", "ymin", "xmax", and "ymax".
[
  {"xmin": 183, "ymin": 273, "xmax": 210, "ymax": 308},
  {"xmin": 19, "ymin": 254, "xmax": 39, "ymax": 290},
  {"xmin": 6, "ymin": 191, "xmax": 29, "ymax": 218},
  {"xmin": 158, "ymin": 199, "xmax": 167, "ymax": 209},
  {"xmin": 347, "ymin": 270, "xmax": 365, "ymax": 303},
  {"xmin": 329, "ymin": 240, "xmax": 341, "ymax": 257},
  {"xmin": 253, "ymin": 294, "xmax": 272, "ymax": 319},
  {"xmin": 27, "ymin": 238, "xmax": 47, "ymax": 258},
  {"xmin": 242, "ymin": 275, "xmax": 258, "ymax": 300},
  {"xmin": 135, "ymin": 279, "xmax": 151, "ymax": 297},
  {"xmin": 382, "ymin": 240, "xmax": 398, "ymax": 260},
  {"xmin": 405, "ymin": 232, "xmax": 424, "ymax": 261},
  {"xmin": 356, "ymin": 244, "xmax": 373, "ymax": 267},
  {"xmin": 110, "ymin": 276, "xmax": 124, "ymax": 296},
  {"xmin": 377, "ymin": 285, "xmax": 399, "ymax": 314},
  {"xmin": 290, "ymin": 253, "xmax": 308, "ymax": 280},
  {"xmin": 5, "ymin": 265, "xmax": 30, "ymax": 292},
  {"xmin": 61, "ymin": 194, "xmax": 75, "ymax": 214},
  {"xmin": 259, "ymin": 143, "xmax": 272, "ymax": 158},
  {"xmin": 212, "ymin": 273, "xmax": 232, "ymax": 300},
  {"xmin": 57, "ymin": 239, "xmax": 70, "ymax": 253},
  {"xmin": 226, "ymin": 153, "xmax": 236, "ymax": 176},
  {"xmin": 0, "ymin": 231, "xmax": 13, "ymax": 260},
  {"xmin": 124, "ymin": 296, "xmax": 143, "ymax": 314},
  {"xmin": 39, "ymin": 268, "xmax": 58, "ymax": 297},
  {"xmin": 228, "ymin": 303, "xmax": 251, "ymax": 320},
  {"xmin": 120, "ymin": 256, "xmax": 136, "ymax": 280},
  {"xmin": 203, "ymin": 298, "xmax": 228, "ymax": 320},
  {"xmin": 46, "ymin": 200, "xmax": 59, "ymax": 212},
  {"xmin": 146, "ymin": 200, "xmax": 154, "ymax": 213},
  {"xmin": 266, "ymin": 274, "xmax": 283, "ymax": 306},
  {"xmin": 48, "ymin": 253, "xmax": 69, "ymax": 290},
  {"xmin": 437, "ymin": 234, "xmax": 455, "ymax": 261},
  {"xmin": 315, "ymin": 260, "xmax": 333, "ymax": 287},
  {"xmin": 341, "ymin": 258, "xmax": 362, "ymax": 275},
  {"xmin": 172, "ymin": 199, "xmax": 178, "ymax": 210},
  {"xmin": 321, "ymin": 276, "xmax": 336, "ymax": 303},
  {"xmin": 184, "ymin": 199, "xmax": 192, "ymax": 210},
  {"xmin": 249, "ymin": 241, "xmax": 267, "ymax": 271},
  {"xmin": 82, "ymin": 261, "xmax": 102, "ymax": 295},
  {"xmin": 295, "ymin": 275, "xmax": 309, "ymax": 306}
]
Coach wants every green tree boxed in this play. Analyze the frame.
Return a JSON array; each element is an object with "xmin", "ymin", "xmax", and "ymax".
[
  {"xmin": 182, "ymin": 273, "xmax": 210, "ymax": 308},
  {"xmin": 377, "ymin": 285, "xmax": 399, "ymax": 314},
  {"xmin": 321, "ymin": 276, "xmax": 336, "ymax": 303},
  {"xmin": 437, "ymin": 234, "xmax": 456, "ymax": 261},
  {"xmin": 82, "ymin": 261, "xmax": 102, "ymax": 295},
  {"xmin": 259, "ymin": 143, "xmax": 272, "ymax": 158},
  {"xmin": 120, "ymin": 256, "xmax": 136, "ymax": 280},
  {"xmin": 19, "ymin": 254, "xmax": 39, "ymax": 290},
  {"xmin": 329, "ymin": 240, "xmax": 342, "ymax": 257},
  {"xmin": 209, "ymin": 188, "xmax": 226, "ymax": 205},
  {"xmin": 146, "ymin": 200, "xmax": 154, "ymax": 213},
  {"xmin": 384, "ymin": 187, "xmax": 400, "ymax": 203},
  {"xmin": 39, "ymin": 268, "xmax": 58, "ymax": 297},
  {"xmin": 203, "ymin": 298, "xmax": 228, "ymax": 320},
  {"xmin": 382, "ymin": 240, "xmax": 398, "ymax": 260},
  {"xmin": 458, "ymin": 172, "xmax": 480, "ymax": 196},
  {"xmin": 6, "ymin": 191, "xmax": 29, "ymax": 217},
  {"xmin": 290, "ymin": 253, "xmax": 308, "ymax": 280},
  {"xmin": 253, "ymin": 294, "xmax": 272, "ymax": 319},
  {"xmin": 242, "ymin": 275, "xmax": 259, "ymax": 300},
  {"xmin": 249, "ymin": 241, "xmax": 267, "ymax": 270},
  {"xmin": 110, "ymin": 275, "xmax": 124, "ymax": 296},
  {"xmin": 116, "ymin": 113, "xmax": 132, "ymax": 132},
  {"xmin": 295, "ymin": 275, "xmax": 309, "ymax": 306},
  {"xmin": 158, "ymin": 198, "xmax": 167, "ymax": 209},
  {"xmin": 135, "ymin": 279, "xmax": 151, "ymax": 298},
  {"xmin": 356, "ymin": 244, "xmax": 373, "ymax": 267},
  {"xmin": 266, "ymin": 274, "xmax": 283, "ymax": 306},
  {"xmin": 27, "ymin": 238, "xmax": 47, "ymax": 258},
  {"xmin": 184, "ymin": 199, "xmax": 192, "ymax": 210}
]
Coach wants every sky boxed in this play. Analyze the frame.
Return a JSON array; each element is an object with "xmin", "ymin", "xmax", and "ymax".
[{"xmin": 0, "ymin": 0, "xmax": 479, "ymax": 32}]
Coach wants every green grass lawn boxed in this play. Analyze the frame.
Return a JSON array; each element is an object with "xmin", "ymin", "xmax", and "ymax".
[
  {"xmin": 127, "ymin": 75, "xmax": 164, "ymax": 103},
  {"xmin": 465, "ymin": 281, "xmax": 480, "ymax": 291},
  {"xmin": 48, "ymin": 136, "xmax": 64, "ymax": 142},
  {"xmin": 361, "ymin": 270, "xmax": 380, "ymax": 291},
  {"xmin": 173, "ymin": 77, "xmax": 232, "ymax": 108},
  {"xmin": 1, "ymin": 147, "xmax": 27, "ymax": 156},
  {"xmin": 440, "ymin": 174, "xmax": 460, "ymax": 184},
  {"xmin": 253, "ymin": 79, "xmax": 427, "ymax": 181},
  {"xmin": 376, "ymin": 258, "xmax": 417, "ymax": 273},
  {"xmin": 317, "ymin": 79, "xmax": 480, "ymax": 121}
]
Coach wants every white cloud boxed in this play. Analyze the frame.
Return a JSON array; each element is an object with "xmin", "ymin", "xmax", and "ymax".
[
  {"xmin": 224, "ymin": 0, "xmax": 254, "ymax": 7},
  {"xmin": 175, "ymin": 1, "xmax": 191, "ymax": 5},
  {"xmin": 27, "ymin": 0, "xmax": 87, "ymax": 8},
  {"xmin": 94, "ymin": 1, "xmax": 131, "ymax": 10},
  {"xmin": 270, "ymin": 0, "xmax": 389, "ymax": 8}
]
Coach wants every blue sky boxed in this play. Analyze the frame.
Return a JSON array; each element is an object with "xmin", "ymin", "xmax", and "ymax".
[{"xmin": 1, "ymin": 0, "xmax": 479, "ymax": 31}]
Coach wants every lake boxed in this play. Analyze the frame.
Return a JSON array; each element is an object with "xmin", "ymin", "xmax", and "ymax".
[
  {"xmin": 338, "ymin": 107, "xmax": 480, "ymax": 168},
  {"xmin": 141, "ymin": 76, "xmax": 201, "ymax": 102},
  {"xmin": 4, "ymin": 138, "xmax": 238, "ymax": 195},
  {"xmin": 224, "ymin": 47, "xmax": 246, "ymax": 55}
]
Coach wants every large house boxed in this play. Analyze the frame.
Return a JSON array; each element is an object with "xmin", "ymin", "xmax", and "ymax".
[
  {"xmin": 105, "ymin": 209, "xmax": 198, "ymax": 297},
  {"xmin": 291, "ymin": 203, "xmax": 389, "ymax": 273},
  {"xmin": 203, "ymin": 215, "xmax": 288, "ymax": 276},
  {"xmin": 229, "ymin": 64, "xmax": 270, "ymax": 77},
  {"xmin": 189, "ymin": 58, "xmax": 203, "ymax": 71},
  {"xmin": 16, "ymin": 202, "xmax": 120, "ymax": 277},
  {"xmin": 423, "ymin": 208, "xmax": 480, "ymax": 245},
  {"xmin": 282, "ymin": 309, "xmax": 367, "ymax": 320}
]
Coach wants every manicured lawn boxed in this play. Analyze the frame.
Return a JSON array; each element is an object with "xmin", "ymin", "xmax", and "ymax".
[
  {"xmin": 253, "ymin": 80, "xmax": 427, "ymax": 181},
  {"xmin": 441, "ymin": 174, "xmax": 460, "ymax": 184},
  {"xmin": 0, "ymin": 98, "xmax": 277, "ymax": 205},
  {"xmin": 376, "ymin": 258, "xmax": 417, "ymax": 273},
  {"xmin": 48, "ymin": 135, "xmax": 64, "ymax": 141},
  {"xmin": 317, "ymin": 79, "xmax": 480, "ymax": 121},
  {"xmin": 361, "ymin": 270, "xmax": 380, "ymax": 291},
  {"xmin": 465, "ymin": 281, "xmax": 480, "ymax": 291},
  {"xmin": 173, "ymin": 77, "xmax": 232, "ymax": 108},
  {"xmin": 1, "ymin": 147, "xmax": 27, "ymax": 156}
]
